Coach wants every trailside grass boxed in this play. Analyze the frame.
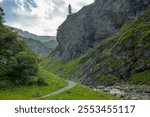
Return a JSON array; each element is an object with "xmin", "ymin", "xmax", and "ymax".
[{"xmin": 42, "ymin": 83, "xmax": 119, "ymax": 100}]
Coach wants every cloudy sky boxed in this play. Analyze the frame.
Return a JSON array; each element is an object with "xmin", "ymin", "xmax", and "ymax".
[{"xmin": 0, "ymin": 0, "xmax": 94, "ymax": 36}]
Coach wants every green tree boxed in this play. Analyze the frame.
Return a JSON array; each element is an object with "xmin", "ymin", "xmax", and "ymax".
[
  {"xmin": 0, "ymin": 7, "xmax": 5, "ymax": 23},
  {"xmin": 68, "ymin": 4, "xmax": 72, "ymax": 15},
  {"xmin": 0, "ymin": 6, "xmax": 39, "ymax": 86}
]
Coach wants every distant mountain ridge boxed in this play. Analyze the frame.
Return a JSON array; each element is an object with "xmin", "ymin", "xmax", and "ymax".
[
  {"xmin": 9, "ymin": 27, "xmax": 57, "ymax": 57},
  {"xmin": 10, "ymin": 27, "xmax": 56, "ymax": 42}
]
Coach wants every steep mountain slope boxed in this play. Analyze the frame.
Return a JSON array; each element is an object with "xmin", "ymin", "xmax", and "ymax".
[
  {"xmin": 56, "ymin": 0, "xmax": 150, "ymax": 59},
  {"xmin": 43, "ymin": 40, "xmax": 58, "ymax": 51},
  {"xmin": 80, "ymin": 9, "xmax": 150, "ymax": 85},
  {"xmin": 18, "ymin": 36, "xmax": 57, "ymax": 57},
  {"xmin": 41, "ymin": 0, "xmax": 150, "ymax": 87}
]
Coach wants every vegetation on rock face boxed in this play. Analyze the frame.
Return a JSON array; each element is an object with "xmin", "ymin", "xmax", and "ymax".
[
  {"xmin": 95, "ymin": 9, "xmax": 150, "ymax": 86},
  {"xmin": 93, "ymin": 8, "xmax": 150, "ymax": 85},
  {"xmin": 127, "ymin": 71, "xmax": 150, "ymax": 86}
]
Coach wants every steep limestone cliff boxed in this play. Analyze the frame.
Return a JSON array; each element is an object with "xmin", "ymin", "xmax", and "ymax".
[
  {"xmin": 42, "ymin": 8, "xmax": 150, "ymax": 87},
  {"xmin": 56, "ymin": 0, "xmax": 150, "ymax": 59}
]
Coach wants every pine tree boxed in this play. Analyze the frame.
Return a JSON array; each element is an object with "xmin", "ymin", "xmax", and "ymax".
[
  {"xmin": 68, "ymin": 4, "xmax": 72, "ymax": 15},
  {"xmin": 0, "ymin": 7, "xmax": 5, "ymax": 23}
]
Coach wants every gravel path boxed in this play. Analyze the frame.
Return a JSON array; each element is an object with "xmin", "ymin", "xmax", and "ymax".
[{"xmin": 39, "ymin": 81, "xmax": 76, "ymax": 99}]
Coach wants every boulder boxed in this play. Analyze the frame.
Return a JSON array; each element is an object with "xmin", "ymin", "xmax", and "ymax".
[{"xmin": 110, "ymin": 89, "xmax": 123, "ymax": 97}]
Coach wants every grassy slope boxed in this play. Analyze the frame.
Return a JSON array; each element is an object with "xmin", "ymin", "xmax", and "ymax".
[
  {"xmin": 39, "ymin": 53, "xmax": 91, "ymax": 80},
  {"xmin": 127, "ymin": 71, "xmax": 150, "ymax": 85},
  {"xmin": 0, "ymin": 68, "xmax": 67, "ymax": 100},
  {"xmin": 43, "ymin": 83, "xmax": 119, "ymax": 100}
]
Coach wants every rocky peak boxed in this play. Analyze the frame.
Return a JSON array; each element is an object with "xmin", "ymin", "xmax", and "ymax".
[{"xmin": 56, "ymin": 0, "xmax": 150, "ymax": 60}]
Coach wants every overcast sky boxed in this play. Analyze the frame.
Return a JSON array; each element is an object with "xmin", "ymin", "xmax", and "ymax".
[{"xmin": 0, "ymin": 0, "xmax": 94, "ymax": 36}]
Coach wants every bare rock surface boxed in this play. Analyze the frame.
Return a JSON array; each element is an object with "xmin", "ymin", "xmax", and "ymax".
[
  {"xmin": 94, "ymin": 85, "xmax": 150, "ymax": 100},
  {"xmin": 56, "ymin": 0, "xmax": 150, "ymax": 59}
]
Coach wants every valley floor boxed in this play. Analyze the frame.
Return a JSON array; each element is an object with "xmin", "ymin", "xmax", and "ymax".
[
  {"xmin": 0, "ymin": 69, "xmax": 118, "ymax": 100},
  {"xmin": 1, "ymin": 67, "xmax": 149, "ymax": 100}
]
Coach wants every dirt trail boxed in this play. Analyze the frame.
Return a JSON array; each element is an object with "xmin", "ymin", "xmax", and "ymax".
[{"xmin": 39, "ymin": 81, "xmax": 76, "ymax": 99}]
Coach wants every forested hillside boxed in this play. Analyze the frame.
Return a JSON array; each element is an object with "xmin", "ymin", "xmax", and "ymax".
[{"xmin": 0, "ymin": 7, "xmax": 38, "ymax": 86}]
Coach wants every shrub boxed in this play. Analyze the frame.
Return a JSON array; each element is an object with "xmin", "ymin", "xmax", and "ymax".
[{"xmin": 37, "ymin": 77, "xmax": 48, "ymax": 86}]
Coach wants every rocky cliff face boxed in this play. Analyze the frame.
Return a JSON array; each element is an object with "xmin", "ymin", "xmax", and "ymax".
[
  {"xmin": 56, "ymin": 0, "xmax": 150, "ymax": 59},
  {"xmin": 42, "ymin": 0, "xmax": 150, "ymax": 88}
]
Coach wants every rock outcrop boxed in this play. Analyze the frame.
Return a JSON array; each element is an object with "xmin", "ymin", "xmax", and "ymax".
[{"xmin": 56, "ymin": 0, "xmax": 150, "ymax": 59}]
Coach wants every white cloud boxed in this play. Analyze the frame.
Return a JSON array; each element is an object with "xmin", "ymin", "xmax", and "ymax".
[
  {"xmin": 4, "ymin": 0, "xmax": 94, "ymax": 36},
  {"xmin": 31, "ymin": 0, "xmax": 55, "ymax": 18},
  {"xmin": 0, "ymin": 0, "xmax": 3, "ymax": 3}
]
